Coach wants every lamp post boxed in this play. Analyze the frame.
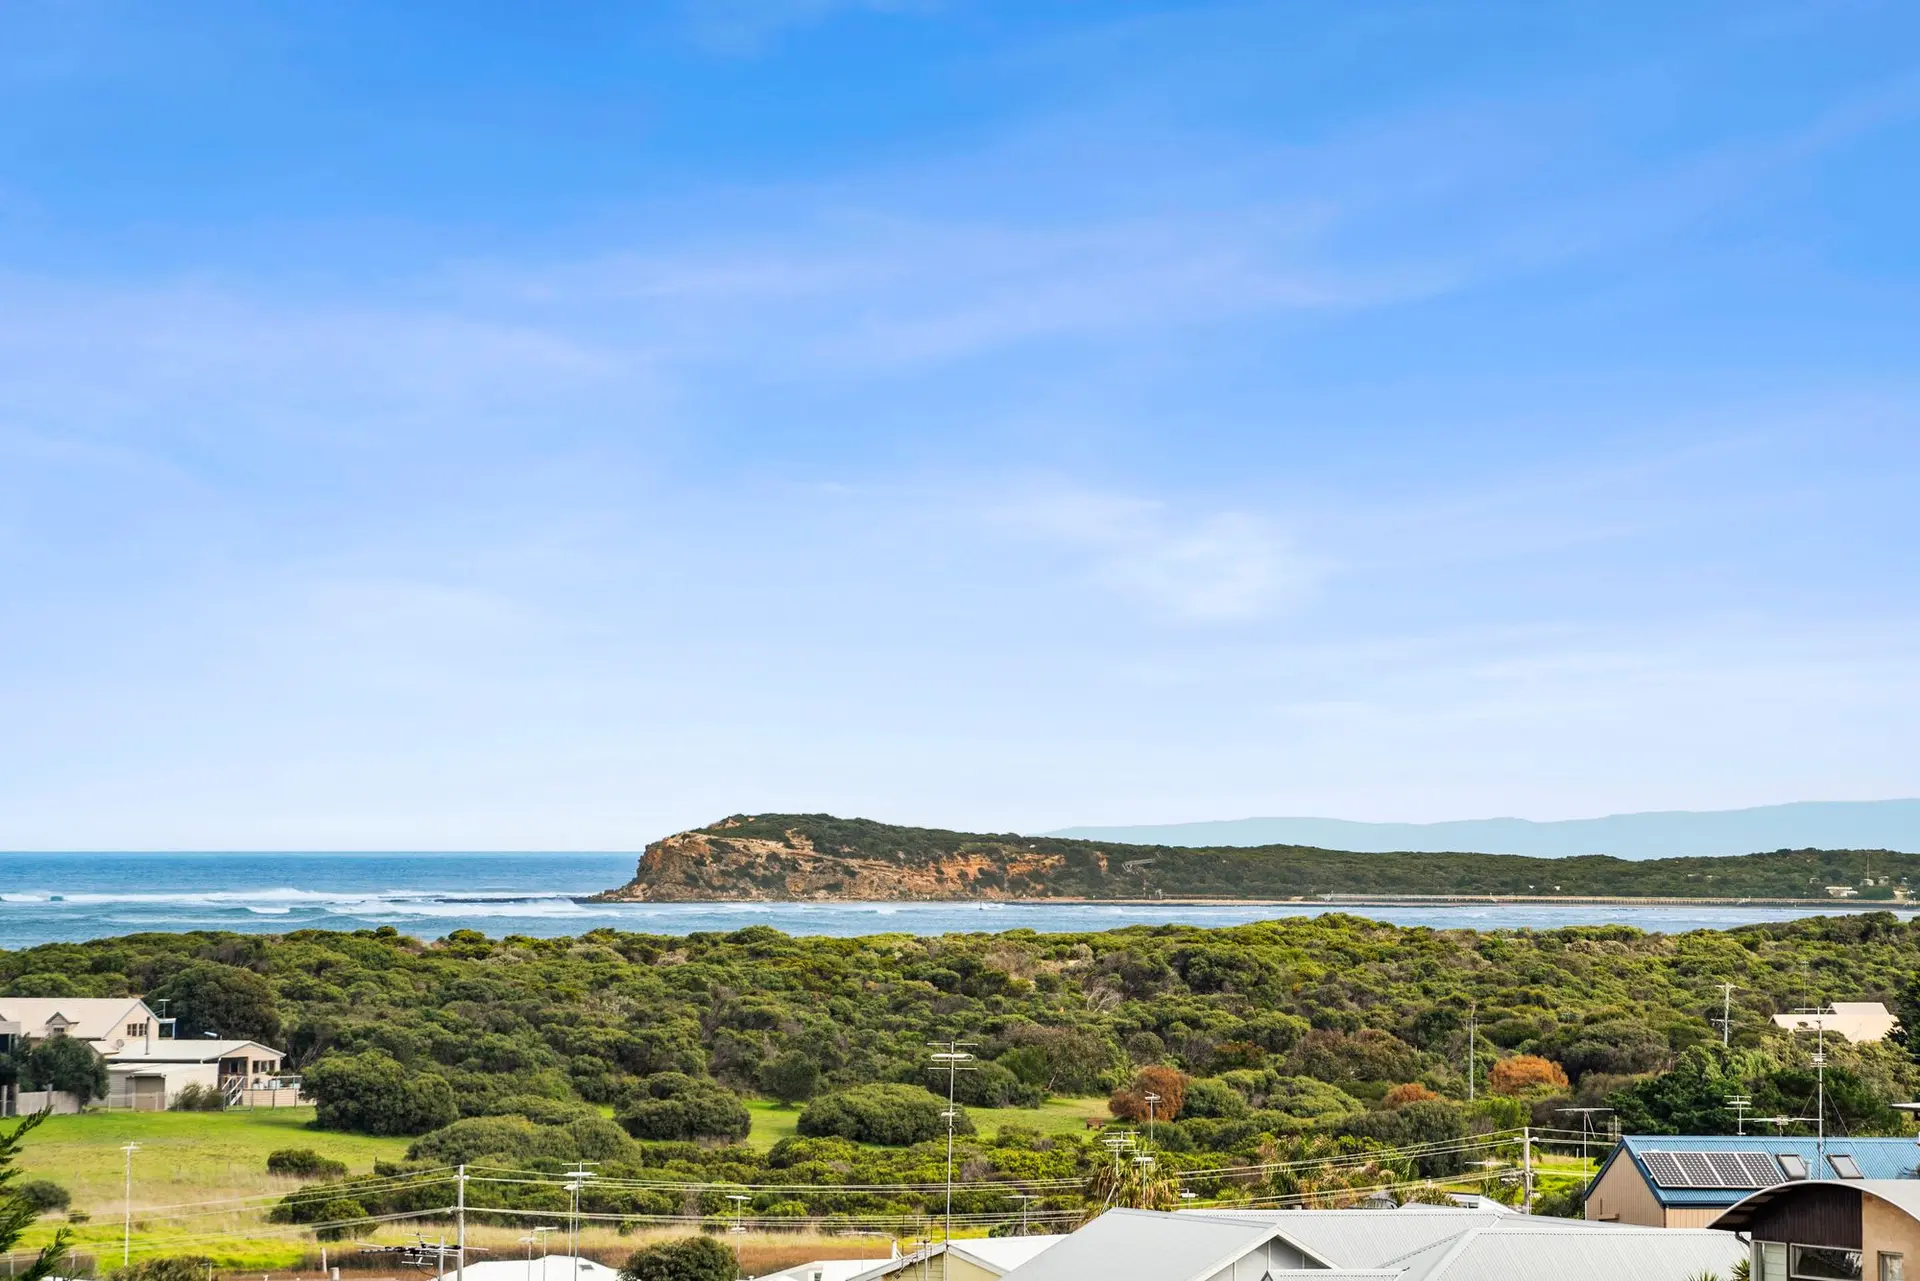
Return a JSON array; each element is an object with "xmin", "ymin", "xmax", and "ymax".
[{"xmin": 728, "ymin": 1194, "xmax": 750, "ymax": 1234}]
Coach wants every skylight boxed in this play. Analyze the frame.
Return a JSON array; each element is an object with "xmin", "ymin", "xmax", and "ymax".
[{"xmin": 1829, "ymin": 1154, "xmax": 1863, "ymax": 1179}]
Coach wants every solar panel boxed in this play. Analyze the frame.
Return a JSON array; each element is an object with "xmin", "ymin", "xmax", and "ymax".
[
  {"xmin": 1705, "ymin": 1152, "xmax": 1759, "ymax": 1187},
  {"xmin": 1642, "ymin": 1149, "xmax": 1788, "ymax": 1189},
  {"xmin": 1643, "ymin": 1151, "xmax": 1692, "ymax": 1187},
  {"xmin": 1675, "ymin": 1151, "xmax": 1719, "ymax": 1186}
]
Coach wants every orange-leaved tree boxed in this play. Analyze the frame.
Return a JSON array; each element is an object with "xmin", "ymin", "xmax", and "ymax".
[
  {"xmin": 1487, "ymin": 1054, "xmax": 1570, "ymax": 1096},
  {"xmin": 1108, "ymin": 1065, "xmax": 1189, "ymax": 1123}
]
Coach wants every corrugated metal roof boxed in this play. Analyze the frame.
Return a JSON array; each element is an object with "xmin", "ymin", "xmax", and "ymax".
[
  {"xmin": 1389, "ymin": 1223, "xmax": 1746, "ymax": 1281},
  {"xmin": 1605, "ymin": 1135, "xmax": 1920, "ymax": 1206},
  {"xmin": 1190, "ymin": 1208, "xmax": 1502, "ymax": 1267},
  {"xmin": 998, "ymin": 1209, "xmax": 1283, "ymax": 1281}
]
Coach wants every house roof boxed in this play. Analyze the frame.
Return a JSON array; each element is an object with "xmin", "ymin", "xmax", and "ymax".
[
  {"xmin": 0, "ymin": 998, "xmax": 152, "ymax": 1042},
  {"xmin": 1035, "ymin": 1208, "xmax": 1744, "ymax": 1281},
  {"xmin": 1591, "ymin": 1135, "xmax": 1920, "ymax": 1207},
  {"xmin": 845, "ymin": 1235, "xmax": 1065, "ymax": 1281},
  {"xmin": 750, "ymin": 1261, "xmax": 888, "ymax": 1281},
  {"xmin": 1381, "ymin": 1218, "xmax": 1744, "ymax": 1281},
  {"xmin": 1712, "ymin": 1179, "xmax": 1920, "ymax": 1232},
  {"xmin": 433, "ymin": 1257, "xmax": 616, "ymax": 1281},
  {"xmin": 106, "ymin": 1039, "xmax": 282, "ymax": 1064},
  {"xmin": 1188, "ymin": 1207, "xmax": 1515, "ymax": 1268},
  {"xmin": 998, "ymin": 1209, "xmax": 1291, "ymax": 1281}
]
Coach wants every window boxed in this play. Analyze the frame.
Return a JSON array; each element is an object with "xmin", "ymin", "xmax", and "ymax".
[
  {"xmin": 1830, "ymin": 1154, "xmax": 1864, "ymax": 1179},
  {"xmin": 1792, "ymin": 1245, "xmax": 1864, "ymax": 1280},
  {"xmin": 126, "ymin": 1021, "xmax": 148, "ymax": 1037},
  {"xmin": 1881, "ymin": 1253, "xmax": 1904, "ymax": 1281},
  {"xmin": 1780, "ymin": 1154, "xmax": 1810, "ymax": 1179}
]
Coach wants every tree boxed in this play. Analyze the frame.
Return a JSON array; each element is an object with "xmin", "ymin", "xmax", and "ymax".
[
  {"xmin": 1109, "ymin": 1066, "xmax": 1189, "ymax": 1123},
  {"xmin": 23, "ymin": 1038, "xmax": 108, "ymax": 1102},
  {"xmin": 1, "ymin": 1111, "xmax": 71, "ymax": 1281},
  {"xmin": 756, "ymin": 1052, "xmax": 820, "ymax": 1107},
  {"xmin": 619, "ymin": 1236, "xmax": 738, "ymax": 1281},
  {"xmin": 303, "ymin": 1051, "xmax": 457, "ymax": 1136},
  {"xmin": 797, "ymin": 1085, "xmax": 970, "ymax": 1145},
  {"xmin": 1488, "ymin": 1055, "xmax": 1570, "ymax": 1097},
  {"xmin": 1381, "ymin": 1082, "xmax": 1440, "ymax": 1109},
  {"xmin": 616, "ymin": 1073, "xmax": 750, "ymax": 1142},
  {"xmin": 153, "ymin": 962, "xmax": 282, "ymax": 1044}
]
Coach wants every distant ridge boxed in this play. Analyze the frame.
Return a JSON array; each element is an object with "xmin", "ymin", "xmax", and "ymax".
[{"xmin": 1044, "ymin": 800, "xmax": 1920, "ymax": 860}]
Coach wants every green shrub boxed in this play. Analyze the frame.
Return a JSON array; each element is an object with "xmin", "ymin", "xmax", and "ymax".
[
  {"xmin": 756, "ymin": 1052, "xmax": 820, "ymax": 1106},
  {"xmin": 312, "ymin": 1197, "xmax": 371, "ymax": 1241},
  {"xmin": 23, "ymin": 1037, "xmax": 108, "ymax": 1102},
  {"xmin": 618, "ymin": 1236, "xmax": 738, "ymax": 1281},
  {"xmin": 617, "ymin": 1074, "xmax": 750, "ymax": 1142},
  {"xmin": 797, "ymin": 1084, "xmax": 971, "ymax": 1146},
  {"xmin": 109, "ymin": 1255, "xmax": 218, "ymax": 1281},
  {"xmin": 266, "ymin": 1149, "xmax": 349, "ymax": 1180},
  {"xmin": 171, "ymin": 1083, "xmax": 224, "ymax": 1112},
  {"xmin": 16, "ymin": 1179, "xmax": 70, "ymax": 1213},
  {"xmin": 304, "ymin": 1051, "xmax": 458, "ymax": 1136},
  {"xmin": 1180, "ymin": 1078, "xmax": 1250, "ymax": 1120}
]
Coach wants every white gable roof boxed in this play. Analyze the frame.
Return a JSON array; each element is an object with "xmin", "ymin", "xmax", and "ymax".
[{"xmin": 0, "ymin": 998, "xmax": 154, "ymax": 1043}]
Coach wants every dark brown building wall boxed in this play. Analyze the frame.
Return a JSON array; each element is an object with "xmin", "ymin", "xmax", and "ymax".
[{"xmin": 1744, "ymin": 1185, "xmax": 1864, "ymax": 1249}]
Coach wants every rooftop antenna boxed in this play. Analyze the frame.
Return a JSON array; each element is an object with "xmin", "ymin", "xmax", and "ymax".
[{"xmin": 1814, "ymin": 1023, "xmax": 1828, "ymax": 1168}]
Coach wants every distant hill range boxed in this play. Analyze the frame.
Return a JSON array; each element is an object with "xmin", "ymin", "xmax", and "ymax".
[
  {"xmin": 593, "ymin": 812, "xmax": 1919, "ymax": 903},
  {"xmin": 1048, "ymin": 800, "xmax": 1920, "ymax": 860}
]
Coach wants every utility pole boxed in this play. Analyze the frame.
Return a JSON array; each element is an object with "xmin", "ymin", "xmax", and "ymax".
[
  {"xmin": 1144, "ymin": 1092, "xmax": 1160, "ymax": 1145},
  {"xmin": 121, "ymin": 1142, "xmax": 140, "ymax": 1266},
  {"xmin": 928, "ymin": 1040, "xmax": 976, "ymax": 1280},
  {"xmin": 1011, "ymin": 1194, "xmax": 1039, "ymax": 1236},
  {"xmin": 1726, "ymin": 1095, "xmax": 1753, "ymax": 1136},
  {"xmin": 727, "ymin": 1194, "xmax": 750, "ymax": 1235},
  {"xmin": 562, "ymin": 1164, "xmax": 598, "ymax": 1263},
  {"xmin": 455, "ymin": 1164, "xmax": 467, "ymax": 1281},
  {"xmin": 1467, "ymin": 1001, "xmax": 1476, "ymax": 1105},
  {"xmin": 1521, "ymin": 1128, "xmax": 1534, "ymax": 1215},
  {"xmin": 1715, "ymin": 983, "xmax": 1736, "ymax": 1047},
  {"xmin": 1555, "ymin": 1108, "xmax": 1612, "ymax": 1218}
]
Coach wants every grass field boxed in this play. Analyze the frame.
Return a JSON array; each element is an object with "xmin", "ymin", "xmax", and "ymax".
[
  {"xmin": 10, "ymin": 1107, "xmax": 412, "ymax": 1269},
  {"xmin": 744, "ymin": 1096, "xmax": 1110, "ymax": 1148}
]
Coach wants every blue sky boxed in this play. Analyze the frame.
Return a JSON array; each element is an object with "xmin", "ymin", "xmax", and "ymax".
[{"xmin": 2, "ymin": 1, "xmax": 1918, "ymax": 849}]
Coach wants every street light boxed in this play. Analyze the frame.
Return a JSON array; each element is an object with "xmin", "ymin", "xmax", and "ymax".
[{"xmin": 728, "ymin": 1194, "xmax": 751, "ymax": 1234}]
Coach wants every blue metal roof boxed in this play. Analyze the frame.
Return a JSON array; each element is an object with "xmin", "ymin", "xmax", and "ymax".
[{"xmin": 1591, "ymin": 1136, "xmax": 1920, "ymax": 1207}]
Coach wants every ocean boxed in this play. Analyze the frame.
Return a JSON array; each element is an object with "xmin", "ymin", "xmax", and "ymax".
[{"xmin": 0, "ymin": 852, "xmax": 1910, "ymax": 949}]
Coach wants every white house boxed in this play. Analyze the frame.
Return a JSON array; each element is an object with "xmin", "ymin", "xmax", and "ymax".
[
  {"xmin": 1770, "ymin": 1001, "xmax": 1901, "ymax": 1043},
  {"xmin": 995, "ymin": 1206, "xmax": 1747, "ymax": 1281},
  {"xmin": 0, "ymin": 997, "xmax": 174, "ymax": 1053},
  {"xmin": 104, "ymin": 1038, "xmax": 290, "ymax": 1110}
]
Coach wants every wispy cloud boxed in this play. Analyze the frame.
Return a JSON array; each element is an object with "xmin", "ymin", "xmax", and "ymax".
[{"xmin": 996, "ymin": 486, "xmax": 1319, "ymax": 623}]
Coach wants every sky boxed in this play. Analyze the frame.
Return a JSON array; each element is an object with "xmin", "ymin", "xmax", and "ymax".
[{"xmin": 2, "ymin": 1, "xmax": 1918, "ymax": 849}]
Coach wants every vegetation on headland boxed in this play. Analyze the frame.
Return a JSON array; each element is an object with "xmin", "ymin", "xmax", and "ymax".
[
  {"xmin": 8, "ymin": 911, "xmax": 1920, "ymax": 1259},
  {"xmin": 595, "ymin": 812, "xmax": 1918, "ymax": 902}
]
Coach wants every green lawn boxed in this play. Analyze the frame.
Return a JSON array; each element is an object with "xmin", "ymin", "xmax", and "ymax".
[
  {"xmin": 11, "ymin": 1107, "xmax": 411, "ymax": 1269},
  {"xmin": 744, "ymin": 1096, "xmax": 1110, "ymax": 1149}
]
